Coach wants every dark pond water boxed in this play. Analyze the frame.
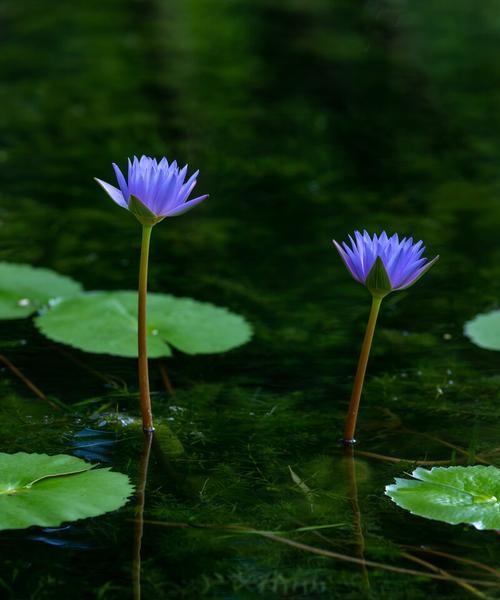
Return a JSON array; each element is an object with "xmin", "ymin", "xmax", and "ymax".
[{"xmin": 0, "ymin": 0, "xmax": 499, "ymax": 598}]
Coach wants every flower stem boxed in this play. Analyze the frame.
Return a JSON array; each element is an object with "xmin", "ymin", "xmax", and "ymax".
[
  {"xmin": 138, "ymin": 224, "xmax": 154, "ymax": 432},
  {"xmin": 343, "ymin": 295, "xmax": 383, "ymax": 444}
]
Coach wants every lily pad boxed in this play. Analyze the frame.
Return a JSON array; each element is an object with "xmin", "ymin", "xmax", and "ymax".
[
  {"xmin": 385, "ymin": 466, "xmax": 500, "ymax": 530},
  {"xmin": 0, "ymin": 452, "xmax": 133, "ymax": 531},
  {"xmin": 464, "ymin": 310, "xmax": 500, "ymax": 351},
  {"xmin": 0, "ymin": 262, "xmax": 82, "ymax": 319},
  {"xmin": 35, "ymin": 291, "xmax": 252, "ymax": 358}
]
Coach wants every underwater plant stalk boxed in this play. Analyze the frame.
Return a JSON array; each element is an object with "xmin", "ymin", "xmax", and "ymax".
[
  {"xmin": 138, "ymin": 224, "xmax": 154, "ymax": 432},
  {"xmin": 343, "ymin": 295, "xmax": 382, "ymax": 444}
]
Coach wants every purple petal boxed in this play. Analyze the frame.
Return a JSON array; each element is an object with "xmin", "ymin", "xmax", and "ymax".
[
  {"xmin": 333, "ymin": 240, "xmax": 363, "ymax": 282},
  {"xmin": 164, "ymin": 195, "xmax": 208, "ymax": 217},
  {"xmin": 394, "ymin": 256, "xmax": 439, "ymax": 290},
  {"xmin": 155, "ymin": 172, "xmax": 178, "ymax": 213},
  {"xmin": 112, "ymin": 163, "xmax": 129, "ymax": 201},
  {"xmin": 342, "ymin": 241, "xmax": 364, "ymax": 280},
  {"xmin": 178, "ymin": 170, "xmax": 199, "ymax": 203},
  {"xmin": 94, "ymin": 178, "xmax": 128, "ymax": 208},
  {"xmin": 173, "ymin": 165, "xmax": 188, "ymax": 197}
]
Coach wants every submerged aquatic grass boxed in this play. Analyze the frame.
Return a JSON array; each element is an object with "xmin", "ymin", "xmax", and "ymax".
[
  {"xmin": 333, "ymin": 231, "xmax": 438, "ymax": 444},
  {"xmin": 96, "ymin": 156, "xmax": 208, "ymax": 431}
]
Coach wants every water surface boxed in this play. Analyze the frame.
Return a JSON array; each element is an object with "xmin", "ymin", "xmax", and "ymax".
[{"xmin": 0, "ymin": 0, "xmax": 499, "ymax": 598}]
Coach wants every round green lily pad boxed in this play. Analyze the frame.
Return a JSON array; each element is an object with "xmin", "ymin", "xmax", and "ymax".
[
  {"xmin": 385, "ymin": 465, "xmax": 500, "ymax": 530},
  {"xmin": 0, "ymin": 452, "xmax": 133, "ymax": 531},
  {"xmin": 464, "ymin": 310, "xmax": 500, "ymax": 351},
  {"xmin": 0, "ymin": 262, "xmax": 82, "ymax": 319},
  {"xmin": 35, "ymin": 291, "xmax": 252, "ymax": 358}
]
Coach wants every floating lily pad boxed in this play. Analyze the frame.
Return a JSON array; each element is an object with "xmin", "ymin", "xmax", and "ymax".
[
  {"xmin": 464, "ymin": 310, "xmax": 500, "ymax": 351},
  {"xmin": 35, "ymin": 291, "xmax": 252, "ymax": 358},
  {"xmin": 385, "ymin": 466, "xmax": 500, "ymax": 530},
  {"xmin": 0, "ymin": 452, "xmax": 133, "ymax": 531},
  {"xmin": 0, "ymin": 262, "xmax": 82, "ymax": 319}
]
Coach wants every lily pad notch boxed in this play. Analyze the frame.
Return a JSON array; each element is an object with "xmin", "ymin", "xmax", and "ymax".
[{"xmin": 35, "ymin": 291, "xmax": 253, "ymax": 358}]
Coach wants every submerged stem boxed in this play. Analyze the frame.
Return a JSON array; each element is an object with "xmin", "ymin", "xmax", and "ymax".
[
  {"xmin": 343, "ymin": 295, "xmax": 382, "ymax": 444},
  {"xmin": 138, "ymin": 224, "xmax": 154, "ymax": 432}
]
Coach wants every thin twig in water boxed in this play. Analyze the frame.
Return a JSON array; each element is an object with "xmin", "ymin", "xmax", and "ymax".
[
  {"xmin": 138, "ymin": 520, "xmax": 499, "ymax": 589},
  {"xmin": 402, "ymin": 546, "xmax": 500, "ymax": 580},
  {"xmin": 0, "ymin": 354, "xmax": 60, "ymax": 411},
  {"xmin": 354, "ymin": 450, "xmax": 454, "ymax": 465},
  {"xmin": 404, "ymin": 430, "xmax": 490, "ymax": 466},
  {"xmin": 381, "ymin": 408, "xmax": 491, "ymax": 465},
  {"xmin": 402, "ymin": 551, "xmax": 490, "ymax": 599},
  {"xmin": 54, "ymin": 346, "xmax": 126, "ymax": 389}
]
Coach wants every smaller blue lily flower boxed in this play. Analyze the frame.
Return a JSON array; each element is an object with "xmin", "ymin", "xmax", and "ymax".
[
  {"xmin": 333, "ymin": 231, "xmax": 438, "ymax": 297},
  {"xmin": 333, "ymin": 230, "xmax": 438, "ymax": 444}
]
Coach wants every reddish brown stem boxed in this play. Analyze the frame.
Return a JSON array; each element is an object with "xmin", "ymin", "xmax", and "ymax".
[
  {"xmin": 344, "ymin": 296, "xmax": 382, "ymax": 443},
  {"xmin": 138, "ymin": 225, "xmax": 154, "ymax": 432}
]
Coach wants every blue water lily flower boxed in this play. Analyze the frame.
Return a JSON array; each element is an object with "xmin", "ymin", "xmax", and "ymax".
[
  {"xmin": 96, "ymin": 155, "xmax": 208, "ymax": 224},
  {"xmin": 333, "ymin": 231, "xmax": 438, "ymax": 295},
  {"xmin": 332, "ymin": 230, "xmax": 438, "ymax": 444},
  {"xmin": 95, "ymin": 154, "xmax": 208, "ymax": 432}
]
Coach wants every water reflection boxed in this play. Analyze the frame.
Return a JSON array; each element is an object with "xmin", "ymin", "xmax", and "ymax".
[
  {"xmin": 1, "ymin": 0, "xmax": 500, "ymax": 596},
  {"xmin": 343, "ymin": 446, "xmax": 370, "ymax": 592},
  {"xmin": 132, "ymin": 431, "xmax": 153, "ymax": 600}
]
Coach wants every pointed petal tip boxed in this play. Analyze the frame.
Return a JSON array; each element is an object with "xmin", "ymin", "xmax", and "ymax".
[
  {"xmin": 94, "ymin": 176, "xmax": 109, "ymax": 188},
  {"xmin": 193, "ymin": 193, "xmax": 209, "ymax": 204},
  {"xmin": 394, "ymin": 254, "xmax": 439, "ymax": 290},
  {"xmin": 163, "ymin": 194, "xmax": 208, "ymax": 217},
  {"xmin": 94, "ymin": 178, "xmax": 128, "ymax": 209},
  {"xmin": 332, "ymin": 239, "xmax": 346, "ymax": 254}
]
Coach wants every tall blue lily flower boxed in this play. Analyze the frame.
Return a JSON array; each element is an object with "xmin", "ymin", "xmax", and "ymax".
[
  {"xmin": 95, "ymin": 156, "xmax": 208, "ymax": 433},
  {"xmin": 96, "ymin": 155, "xmax": 208, "ymax": 224},
  {"xmin": 333, "ymin": 231, "xmax": 438, "ymax": 444}
]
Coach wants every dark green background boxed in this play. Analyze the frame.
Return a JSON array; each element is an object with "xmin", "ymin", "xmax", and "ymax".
[{"xmin": 0, "ymin": 0, "xmax": 499, "ymax": 598}]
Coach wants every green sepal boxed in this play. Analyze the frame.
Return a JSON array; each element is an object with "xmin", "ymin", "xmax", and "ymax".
[
  {"xmin": 365, "ymin": 256, "xmax": 392, "ymax": 298},
  {"xmin": 128, "ymin": 195, "xmax": 164, "ymax": 226}
]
